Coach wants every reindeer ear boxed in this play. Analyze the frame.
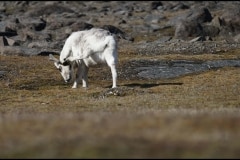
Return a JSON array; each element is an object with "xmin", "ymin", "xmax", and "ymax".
[
  {"xmin": 62, "ymin": 58, "xmax": 71, "ymax": 66},
  {"xmin": 64, "ymin": 56, "xmax": 81, "ymax": 62},
  {"xmin": 62, "ymin": 56, "xmax": 79, "ymax": 65}
]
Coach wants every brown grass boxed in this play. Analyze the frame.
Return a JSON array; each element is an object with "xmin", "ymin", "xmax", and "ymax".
[{"xmin": 0, "ymin": 49, "xmax": 240, "ymax": 158}]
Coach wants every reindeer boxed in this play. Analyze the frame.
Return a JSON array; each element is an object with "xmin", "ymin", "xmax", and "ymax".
[{"xmin": 49, "ymin": 28, "xmax": 118, "ymax": 89}]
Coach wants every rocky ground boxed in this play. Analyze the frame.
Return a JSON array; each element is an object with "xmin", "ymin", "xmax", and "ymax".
[
  {"xmin": 0, "ymin": 1, "xmax": 240, "ymax": 78},
  {"xmin": 0, "ymin": 1, "xmax": 240, "ymax": 55}
]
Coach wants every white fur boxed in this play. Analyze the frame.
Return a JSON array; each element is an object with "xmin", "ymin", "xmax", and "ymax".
[{"xmin": 49, "ymin": 28, "xmax": 118, "ymax": 89}]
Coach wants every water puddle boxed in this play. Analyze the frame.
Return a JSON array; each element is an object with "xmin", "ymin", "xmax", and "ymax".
[{"xmin": 129, "ymin": 59, "xmax": 240, "ymax": 79}]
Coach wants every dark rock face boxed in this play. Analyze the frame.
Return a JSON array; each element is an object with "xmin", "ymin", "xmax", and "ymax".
[
  {"xmin": 219, "ymin": 6, "xmax": 240, "ymax": 36},
  {"xmin": 101, "ymin": 25, "xmax": 134, "ymax": 41},
  {"xmin": 0, "ymin": 1, "xmax": 239, "ymax": 56}
]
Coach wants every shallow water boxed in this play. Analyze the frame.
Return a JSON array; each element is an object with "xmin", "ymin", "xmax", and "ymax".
[{"xmin": 135, "ymin": 59, "xmax": 240, "ymax": 79}]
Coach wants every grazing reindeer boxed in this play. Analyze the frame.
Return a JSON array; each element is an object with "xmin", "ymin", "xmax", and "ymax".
[{"xmin": 49, "ymin": 28, "xmax": 118, "ymax": 89}]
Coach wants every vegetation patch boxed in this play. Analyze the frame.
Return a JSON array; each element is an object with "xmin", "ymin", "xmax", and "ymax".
[{"xmin": 0, "ymin": 51, "xmax": 240, "ymax": 158}]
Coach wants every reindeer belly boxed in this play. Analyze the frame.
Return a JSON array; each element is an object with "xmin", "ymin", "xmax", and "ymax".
[{"xmin": 83, "ymin": 54, "xmax": 106, "ymax": 67}]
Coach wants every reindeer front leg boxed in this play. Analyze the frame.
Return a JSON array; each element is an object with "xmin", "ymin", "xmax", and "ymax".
[
  {"xmin": 72, "ymin": 62, "xmax": 89, "ymax": 89},
  {"xmin": 72, "ymin": 63, "xmax": 82, "ymax": 89},
  {"xmin": 81, "ymin": 64, "xmax": 89, "ymax": 88}
]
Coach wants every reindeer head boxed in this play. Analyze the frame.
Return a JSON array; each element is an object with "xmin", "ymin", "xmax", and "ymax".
[{"xmin": 49, "ymin": 54, "xmax": 74, "ymax": 83}]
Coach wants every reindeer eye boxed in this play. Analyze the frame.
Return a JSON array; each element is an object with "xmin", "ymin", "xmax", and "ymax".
[{"xmin": 58, "ymin": 66, "xmax": 62, "ymax": 72}]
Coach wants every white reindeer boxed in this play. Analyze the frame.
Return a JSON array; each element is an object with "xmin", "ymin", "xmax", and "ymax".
[{"xmin": 49, "ymin": 28, "xmax": 118, "ymax": 89}]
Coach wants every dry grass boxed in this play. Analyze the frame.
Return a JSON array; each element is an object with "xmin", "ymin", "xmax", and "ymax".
[{"xmin": 0, "ymin": 49, "xmax": 240, "ymax": 158}]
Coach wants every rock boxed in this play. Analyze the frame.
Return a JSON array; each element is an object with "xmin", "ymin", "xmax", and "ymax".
[
  {"xmin": 101, "ymin": 25, "xmax": 134, "ymax": 42},
  {"xmin": 0, "ymin": 1, "xmax": 239, "ymax": 57},
  {"xmin": 0, "ymin": 71, "xmax": 7, "ymax": 78}
]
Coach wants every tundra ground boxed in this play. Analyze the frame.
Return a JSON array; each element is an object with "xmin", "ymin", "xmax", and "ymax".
[{"xmin": 0, "ymin": 49, "xmax": 240, "ymax": 158}]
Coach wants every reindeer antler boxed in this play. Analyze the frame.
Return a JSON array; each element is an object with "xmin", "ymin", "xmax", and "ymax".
[{"xmin": 49, "ymin": 54, "xmax": 60, "ymax": 63}]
